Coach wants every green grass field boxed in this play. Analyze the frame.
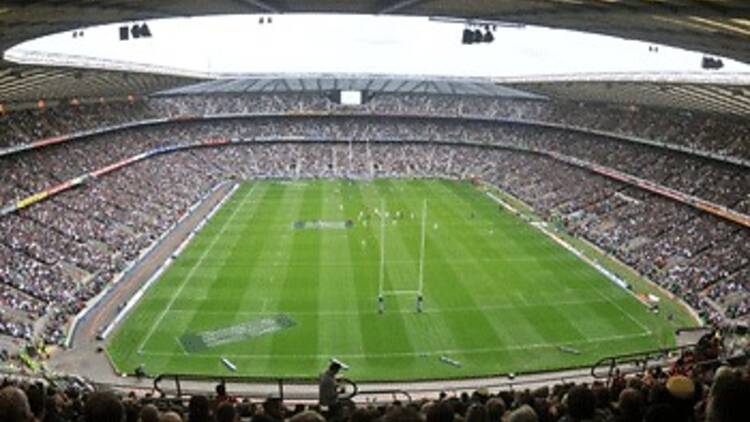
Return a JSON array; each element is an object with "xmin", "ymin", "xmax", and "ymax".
[{"xmin": 108, "ymin": 179, "xmax": 677, "ymax": 381}]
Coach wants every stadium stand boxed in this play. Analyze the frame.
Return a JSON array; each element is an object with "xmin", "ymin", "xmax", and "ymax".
[
  {"xmin": 0, "ymin": 0, "xmax": 750, "ymax": 422},
  {"xmin": 0, "ymin": 92, "xmax": 747, "ymax": 348},
  {"xmin": 0, "ymin": 1, "xmax": 748, "ymax": 419}
]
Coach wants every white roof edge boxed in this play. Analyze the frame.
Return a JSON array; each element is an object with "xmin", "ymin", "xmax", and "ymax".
[
  {"xmin": 12, "ymin": 49, "xmax": 750, "ymax": 91},
  {"xmin": 6, "ymin": 48, "xmax": 509, "ymax": 84},
  {"xmin": 492, "ymin": 72, "xmax": 750, "ymax": 85}
]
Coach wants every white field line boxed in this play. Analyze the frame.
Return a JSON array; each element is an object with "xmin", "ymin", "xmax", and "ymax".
[
  {"xmin": 197, "ymin": 257, "xmax": 565, "ymax": 267},
  {"xmin": 539, "ymin": 228, "xmax": 653, "ymax": 336},
  {"xmin": 136, "ymin": 184, "xmax": 257, "ymax": 354},
  {"xmin": 593, "ymin": 289, "xmax": 653, "ymax": 335},
  {"xmin": 175, "ymin": 337, "xmax": 188, "ymax": 355},
  {"xmin": 140, "ymin": 331, "xmax": 652, "ymax": 360},
  {"xmin": 484, "ymin": 189, "xmax": 653, "ymax": 337},
  {"xmin": 163, "ymin": 296, "xmax": 616, "ymax": 317}
]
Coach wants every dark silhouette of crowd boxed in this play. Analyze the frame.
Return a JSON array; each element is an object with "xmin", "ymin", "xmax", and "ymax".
[{"xmin": 0, "ymin": 356, "xmax": 749, "ymax": 422}]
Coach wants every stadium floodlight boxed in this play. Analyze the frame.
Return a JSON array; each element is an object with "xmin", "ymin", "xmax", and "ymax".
[
  {"xmin": 140, "ymin": 23, "xmax": 152, "ymax": 37},
  {"xmin": 119, "ymin": 26, "xmax": 129, "ymax": 41},
  {"xmin": 130, "ymin": 25, "xmax": 140, "ymax": 39},
  {"xmin": 461, "ymin": 26, "xmax": 495, "ymax": 44},
  {"xmin": 120, "ymin": 23, "xmax": 152, "ymax": 40},
  {"xmin": 132, "ymin": 23, "xmax": 152, "ymax": 38},
  {"xmin": 462, "ymin": 28, "xmax": 474, "ymax": 44},
  {"xmin": 473, "ymin": 29, "xmax": 483, "ymax": 43},
  {"xmin": 702, "ymin": 56, "xmax": 724, "ymax": 70}
]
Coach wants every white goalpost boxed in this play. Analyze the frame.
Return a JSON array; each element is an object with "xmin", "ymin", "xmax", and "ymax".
[{"xmin": 377, "ymin": 199, "xmax": 427, "ymax": 314}]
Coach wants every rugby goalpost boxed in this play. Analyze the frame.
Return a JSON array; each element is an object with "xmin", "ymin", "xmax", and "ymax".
[{"xmin": 377, "ymin": 198, "xmax": 427, "ymax": 314}]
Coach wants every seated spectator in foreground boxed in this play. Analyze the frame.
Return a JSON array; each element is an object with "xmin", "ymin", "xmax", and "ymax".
[
  {"xmin": 706, "ymin": 369, "xmax": 750, "ymax": 422},
  {"xmin": 161, "ymin": 410, "xmax": 184, "ymax": 422},
  {"xmin": 188, "ymin": 395, "xmax": 211, "ymax": 422},
  {"xmin": 0, "ymin": 386, "xmax": 33, "ymax": 422},
  {"xmin": 140, "ymin": 403, "xmax": 160, "ymax": 422},
  {"xmin": 84, "ymin": 391, "xmax": 124, "ymax": 422},
  {"xmin": 216, "ymin": 401, "xmax": 238, "ymax": 422}
]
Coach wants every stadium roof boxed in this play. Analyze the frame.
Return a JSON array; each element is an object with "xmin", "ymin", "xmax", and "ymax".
[
  {"xmin": 0, "ymin": 64, "xmax": 197, "ymax": 105},
  {"xmin": 1, "ymin": 1, "xmax": 750, "ymax": 65},
  {"xmin": 157, "ymin": 75, "xmax": 542, "ymax": 99},
  {"xmin": 2, "ymin": 2, "xmax": 750, "ymax": 114},
  {"xmin": 502, "ymin": 73, "xmax": 750, "ymax": 117},
  {"xmin": 157, "ymin": 74, "xmax": 750, "ymax": 118}
]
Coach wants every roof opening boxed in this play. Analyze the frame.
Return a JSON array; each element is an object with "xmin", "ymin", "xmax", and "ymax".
[{"xmin": 4, "ymin": 14, "xmax": 750, "ymax": 80}]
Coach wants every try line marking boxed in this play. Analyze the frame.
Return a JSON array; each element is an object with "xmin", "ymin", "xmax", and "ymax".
[
  {"xmin": 140, "ymin": 331, "xmax": 653, "ymax": 360},
  {"xmin": 137, "ymin": 184, "xmax": 258, "ymax": 354}
]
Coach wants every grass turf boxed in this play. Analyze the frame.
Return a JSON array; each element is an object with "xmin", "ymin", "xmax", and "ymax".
[{"xmin": 108, "ymin": 179, "xmax": 678, "ymax": 381}]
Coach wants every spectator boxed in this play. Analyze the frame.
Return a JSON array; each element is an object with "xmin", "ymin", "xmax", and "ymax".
[
  {"xmin": 318, "ymin": 362, "xmax": 342, "ymax": 407},
  {"xmin": 141, "ymin": 403, "xmax": 161, "ymax": 422},
  {"xmin": 508, "ymin": 404, "xmax": 538, "ymax": 422},
  {"xmin": 188, "ymin": 395, "xmax": 211, "ymax": 422},
  {"xmin": 84, "ymin": 391, "xmax": 124, "ymax": 422},
  {"xmin": 0, "ymin": 386, "xmax": 33, "ymax": 422}
]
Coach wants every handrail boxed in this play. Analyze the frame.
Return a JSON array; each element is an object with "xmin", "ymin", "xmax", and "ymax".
[
  {"xmin": 152, "ymin": 373, "xmax": 412, "ymax": 403},
  {"xmin": 353, "ymin": 388, "xmax": 413, "ymax": 403},
  {"xmin": 153, "ymin": 373, "xmax": 295, "ymax": 399},
  {"xmin": 589, "ymin": 338, "xmax": 748, "ymax": 382},
  {"xmin": 591, "ymin": 343, "xmax": 694, "ymax": 380}
]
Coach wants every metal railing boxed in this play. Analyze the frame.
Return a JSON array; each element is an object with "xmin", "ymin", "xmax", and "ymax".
[{"xmin": 153, "ymin": 374, "xmax": 412, "ymax": 402}]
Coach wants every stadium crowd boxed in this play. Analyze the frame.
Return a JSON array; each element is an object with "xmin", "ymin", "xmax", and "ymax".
[
  {"xmin": 149, "ymin": 93, "xmax": 750, "ymax": 162},
  {"xmin": 1, "ymin": 92, "xmax": 748, "ymax": 166},
  {"xmin": 0, "ymin": 355, "xmax": 749, "ymax": 422},
  {"xmin": 0, "ymin": 102, "xmax": 746, "ymax": 352},
  {"xmin": 1, "ymin": 116, "xmax": 746, "ymax": 213},
  {"xmin": 0, "ymin": 101, "xmax": 153, "ymax": 149}
]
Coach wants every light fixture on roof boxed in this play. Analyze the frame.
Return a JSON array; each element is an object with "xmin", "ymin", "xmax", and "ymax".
[
  {"xmin": 133, "ymin": 23, "xmax": 152, "ymax": 38},
  {"xmin": 701, "ymin": 56, "xmax": 724, "ymax": 70},
  {"xmin": 461, "ymin": 25, "xmax": 495, "ymax": 45},
  {"xmin": 119, "ymin": 23, "xmax": 152, "ymax": 41}
]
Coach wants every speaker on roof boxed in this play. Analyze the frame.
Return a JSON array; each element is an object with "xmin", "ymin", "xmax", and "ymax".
[
  {"xmin": 140, "ymin": 23, "xmax": 152, "ymax": 37},
  {"xmin": 702, "ymin": 56, "xmax": 724, "ymax": 70},
  {"xmin": 473, "ymin": 29, "xmax": 483, "ymax": 43},
  {"xmin": 121, "ymin": 23, "xmax": 151, "ymax": 40}
]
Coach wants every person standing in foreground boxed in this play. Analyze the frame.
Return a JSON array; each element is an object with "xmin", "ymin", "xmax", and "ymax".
[{"xmin": 318, "ymin": 361, "xmax": 342, "ymax": 407}]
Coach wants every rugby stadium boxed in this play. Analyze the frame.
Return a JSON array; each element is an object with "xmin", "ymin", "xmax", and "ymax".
[{"xmin": 0, "ymin": 2, "xmax": 748, "ymax": 422}]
